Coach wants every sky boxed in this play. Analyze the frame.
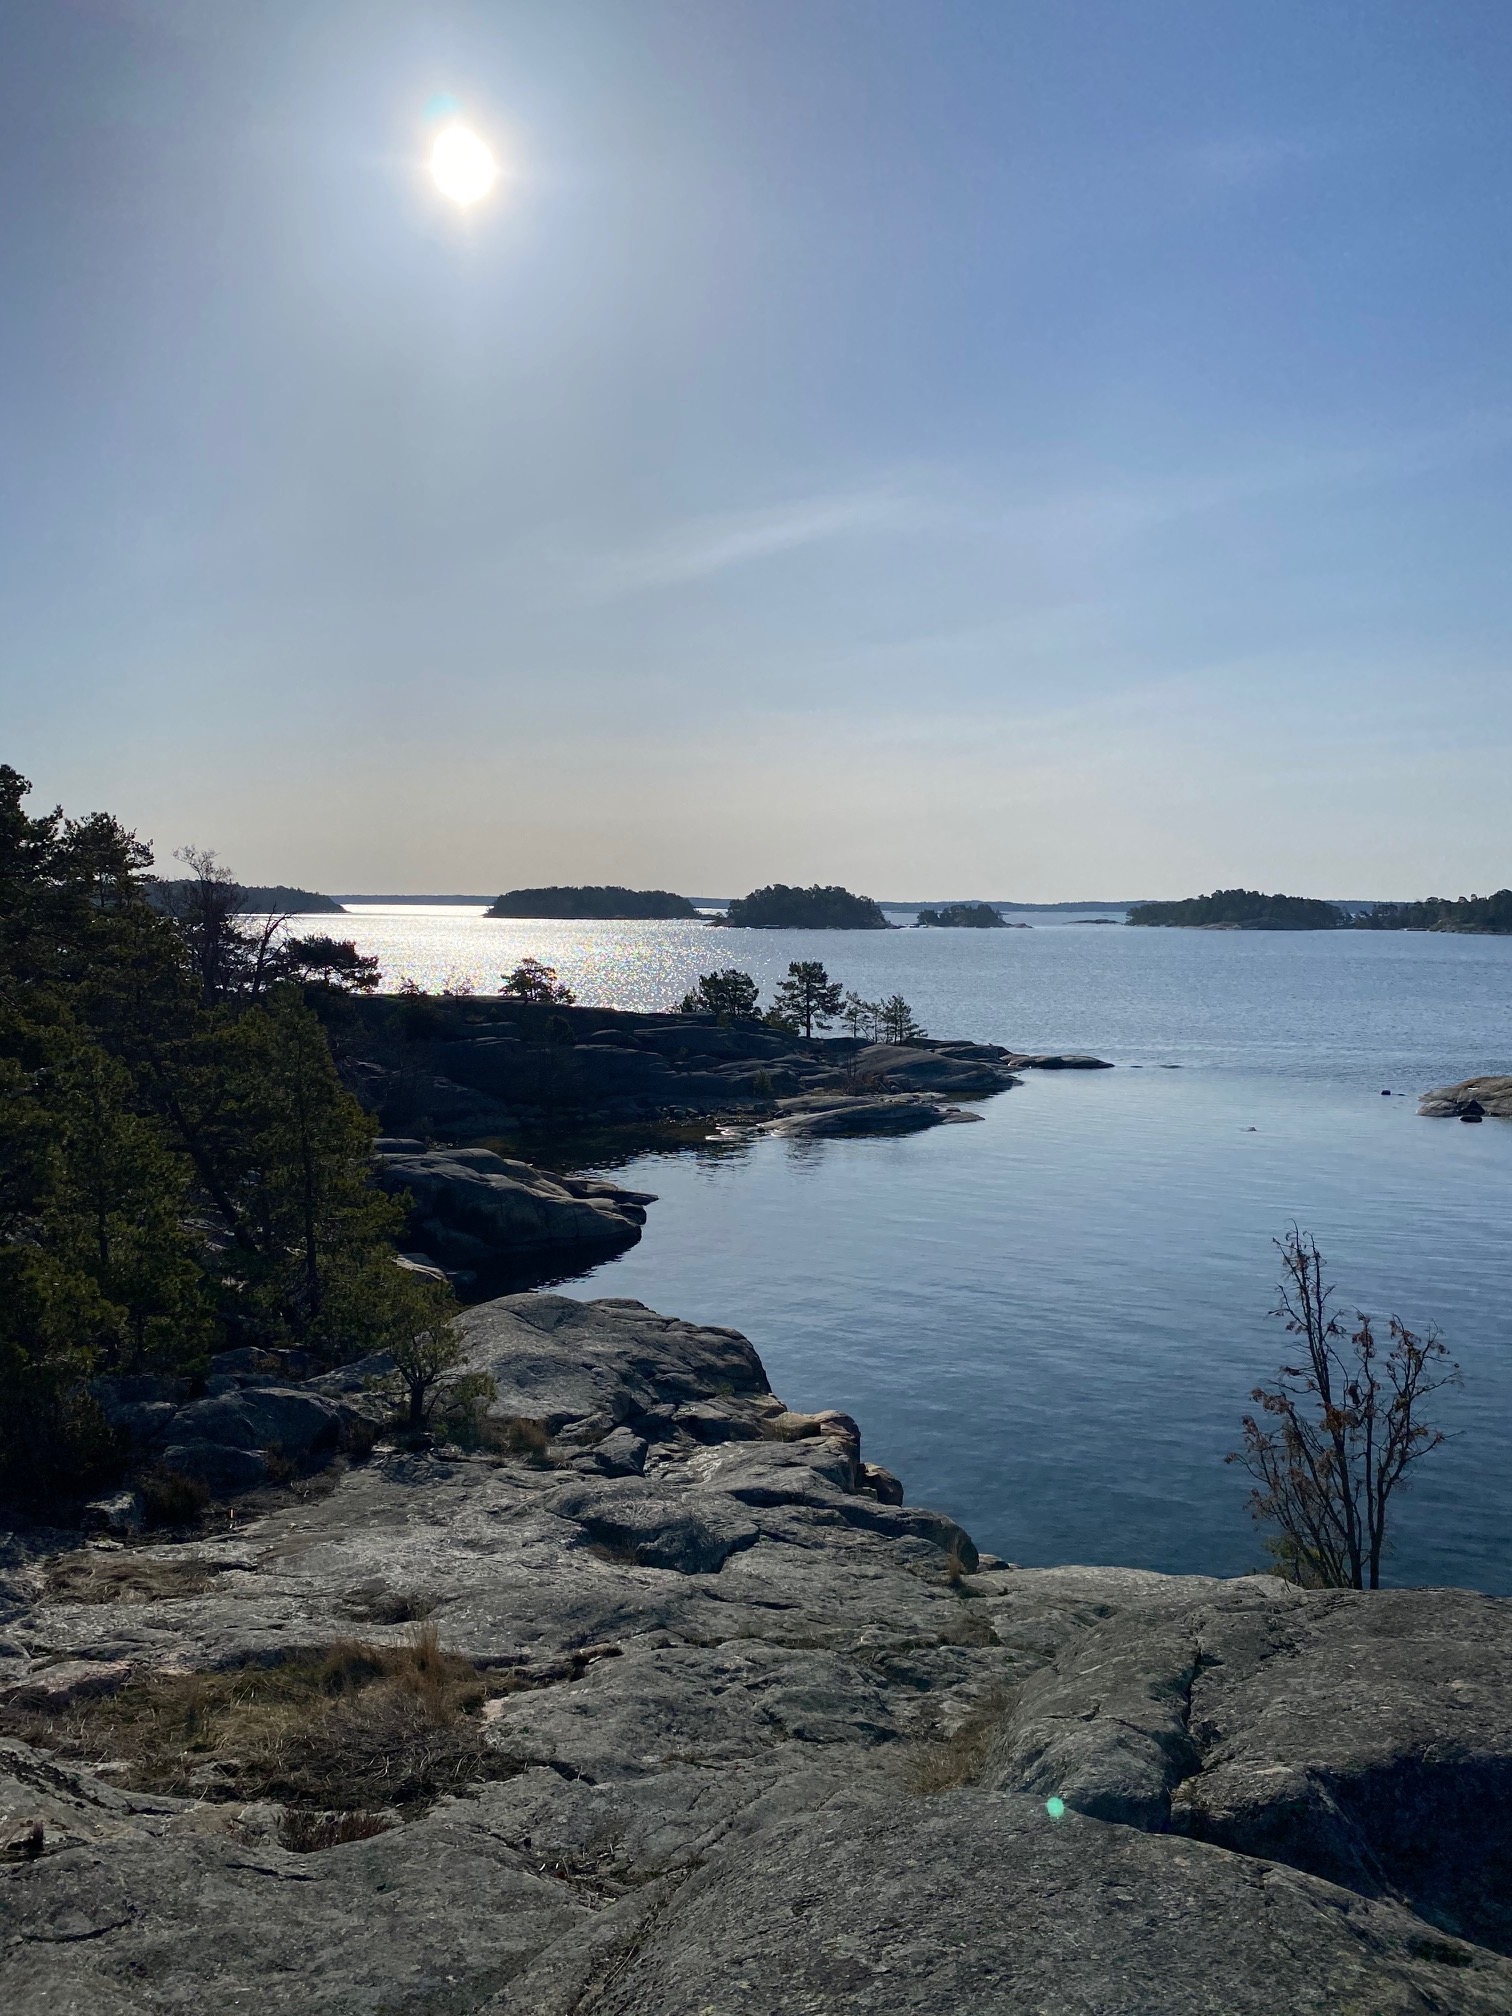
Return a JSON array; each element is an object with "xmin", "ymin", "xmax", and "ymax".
[{"xmin": 3, "ymin": 0, "xmax": 1511, "ymax": 900}]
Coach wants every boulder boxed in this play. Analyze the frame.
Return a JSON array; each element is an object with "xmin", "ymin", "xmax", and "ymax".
[
  {"xmin": 1419, "ymin": 1075, "xmax": 1512, "ymax": 1117},
  {"xmin": 165, "ymin": 1387, "xmax": 344, "ymax": 1460},
  {"xmin": 374, "ymin": 1146, "xmax": 649, "ymax": 1271},
  {"xmin": 458, "ymin": 1293, "xmax": 771, "ymax": 1431},
  {"xmin": 581, "ymin": 1428, "xmax": 647, "ymax": 1477},
  {"xmin": 157, "ymin": 1441, "xmax": 269, "ymax": 1493},
  {"xmin": 80, "ymin": 1493, "xmax": 145, "ymax": 1539}
]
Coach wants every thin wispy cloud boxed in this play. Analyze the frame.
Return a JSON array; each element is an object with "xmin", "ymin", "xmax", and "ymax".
[
  {"xmin": 1185, "ymin": 131, "xmax": 1331, "ymax": 189},
  {"xmin": 591, "ymin": 486, "xmax": 911, "ymax": 595},
  {"xmin": 977, "ymin": 410, "xmax": 1512, "ymax": 551}
]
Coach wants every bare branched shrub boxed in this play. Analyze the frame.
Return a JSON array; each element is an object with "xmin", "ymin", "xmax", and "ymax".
[{"xmin": 1229, "ymin": 1227, "xmax": 1459, "ymax": 1589}]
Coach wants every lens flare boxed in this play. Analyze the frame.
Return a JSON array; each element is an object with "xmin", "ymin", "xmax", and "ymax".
[
  {"xmin": 1045, "ymin": 1797, "xmax": 1067, "ymax": 1820},
  {"xmin": 430, "ymin": 124, "xmax": 498, "ymax": 207}
]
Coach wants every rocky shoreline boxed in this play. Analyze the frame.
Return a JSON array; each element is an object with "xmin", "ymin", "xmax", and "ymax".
[
  {"xmin": 341, "ymin": 996, "xmax": 1109, "ymax": 1286},
  {"xmin": 3, "ymin": 1290, "xmax": 1511, "ymax": 2011}
]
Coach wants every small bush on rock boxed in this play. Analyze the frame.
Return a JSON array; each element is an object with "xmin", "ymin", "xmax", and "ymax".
[{"xmin": 139, "ymin": 1467, "xmax": 211, "ymax": 1527}]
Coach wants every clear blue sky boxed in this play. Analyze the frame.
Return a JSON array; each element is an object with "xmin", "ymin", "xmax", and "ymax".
[{"xmin": 4, "ymin": 1, "xmax": 1510, "ymax": 897}]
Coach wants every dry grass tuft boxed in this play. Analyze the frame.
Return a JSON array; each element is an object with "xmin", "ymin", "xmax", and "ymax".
[
  {"xmin": 279, "ymin": 1808, "xmax": 394, "ymax": 1853},
  {"xmin": 478, "ymin": 1414, "xmax": 554, "ymax": 1462},
  {"xmin": 2, "ymin": 1627, "xmax": 517, "ymax": 1819},
  {"xmin": 905, "ymin": 1687, "xmax": 1013, "ymax": 1796},
  {"xmin": 139, "ymin": 1468, "xmax": 211, "ymax": 1527},
  {"xmin": 44, "ymin": 1552, "xmax": 222, "ymax": 1606}
]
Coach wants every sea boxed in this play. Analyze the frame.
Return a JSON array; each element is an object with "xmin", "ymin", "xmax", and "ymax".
[{"xmin": 312, "ymin": 905, "xmax": 1512, "ymax": 1590}]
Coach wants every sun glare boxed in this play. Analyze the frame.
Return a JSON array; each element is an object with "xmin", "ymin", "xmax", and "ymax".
[{"xmin": 430, "ymin": 123, "xmax": 498, "ymax": 207}]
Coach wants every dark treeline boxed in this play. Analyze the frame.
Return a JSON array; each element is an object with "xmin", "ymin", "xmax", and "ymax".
[
  {"xmin": 680, "ymin": 962, "xmax": 923, "ymax": 1043},
  {"xmin": 1350, "ymin": 890, "xmax": 1512, "ymax": 934},
  {"xmin": 1127, "ymin": 889, "xmax": 1347, "ymax": 930},
  {"xmin": 0, "ymin": 768, "xmax": 446, "ymax": 1506},
  {"xmin": 1129, "ymin": 886, "xmax": 1512, "ymax": 932}
]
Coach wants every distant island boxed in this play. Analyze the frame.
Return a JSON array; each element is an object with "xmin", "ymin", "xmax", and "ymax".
[
  {"xmin": 486, "ymin": 885, "xmax": 700, "ymax": 920},
  {"xmin": 1127, "ymin": 889, "xmax": 1344, "ymax": 931},
  {"xmin": 722, "ymin": 883, "xmax": 891, "ymax": 929},
  {"xmin": 146, "ymin": 879, "xmax": 344, "ymax": 915},
  {"xmin": 1128, "ymin": 885, "xmax": 1512, "ymax": 934},
  {"xmin": 1350, "ymin": 890, "xmax": 1512, "ymax": 935},
  {"xmin": 335, "ymin": 893, "xmax": 494, "ymax": 906},
  {"xmin": 915, "ymin": 902, "xmax": 1007, "ymax": 928}
]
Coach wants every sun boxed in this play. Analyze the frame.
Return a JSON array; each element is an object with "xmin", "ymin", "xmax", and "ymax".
[{"xmin": 430, "ymin": 123, "xmax": 498, "ymax": 207}]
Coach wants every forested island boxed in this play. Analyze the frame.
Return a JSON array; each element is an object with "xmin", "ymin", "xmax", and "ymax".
[
  {"xmin": 722, "ymin": 882, "xmax": 891, "ymax": 929},
  {"xmin": 1129, "ymin": 889, "xmax": 1347, "ymax": 930},
  {"xmin": 486, "ymin": 885, "xmax": 699, "ymax": 920},
  {"xmin": 915, "ymin": 902, "xmax": 1007, "ymax": 928},
  {"xmin": 1129, "ymin": 886, "xmax": 1512, "ymax": 933}
]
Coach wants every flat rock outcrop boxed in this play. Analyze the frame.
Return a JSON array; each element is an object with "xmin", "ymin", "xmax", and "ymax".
[
  {"xmin": 1419, "ymin": 1075, "xmax": 1512, "ymax": 1117},
  {"xmin": 5, "ymin": 1291, "xmax": 1507, "ymax": 2012}
]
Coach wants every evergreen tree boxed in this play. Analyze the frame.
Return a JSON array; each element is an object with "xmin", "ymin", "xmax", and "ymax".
[
  {"xmin": 773, "ymin": 961, "xmax": 844, "ymax": 1038},
  {"xmin": 42, "ymin": 1033, "xmax": 211, "ymax": 1374},
  {"xmin": 499, "ymin": 958, "xmax": 576, "ymax": 1004},
  {"xmin": 878, "ymin": 995, "xmax": 925, "ymax": 1044},
  {"xmin": 199, "ymin": 990, "xmax": 406, "ymax": 1356},
  {"xmin": 0, "ymin": 765, "xmax": 426, "ymax": 1499},
  {"xmin": 841, "ymin": 991, "xmax": 882, "ymax": 1041},
  {"xmin": 679, "ymin": 969, "xmax": 761, "ymax": 1019}
]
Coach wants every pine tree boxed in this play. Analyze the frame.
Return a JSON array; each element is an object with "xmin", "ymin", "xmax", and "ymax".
[
  {"xmin": 878, "ymin": 995, "xmax": 925, "ymax": 1044},
  {"xmin": 679, "ymin": 969, "xmax": 761, "ymax": 1019},
  {"xmin": 772, "ymin": 961, "xmax": 845, "ymax": 1038}
]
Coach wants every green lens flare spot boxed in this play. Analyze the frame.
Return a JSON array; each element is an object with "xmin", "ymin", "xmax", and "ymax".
[{"xmin": 1045, "ymin": 1797, "xmax": 1066, "ymax": 1820}]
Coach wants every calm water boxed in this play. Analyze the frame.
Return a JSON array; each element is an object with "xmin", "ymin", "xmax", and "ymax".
[{"xmin": 311, "ymin": 907, "xmax": 1512, "ymax": 1588}]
